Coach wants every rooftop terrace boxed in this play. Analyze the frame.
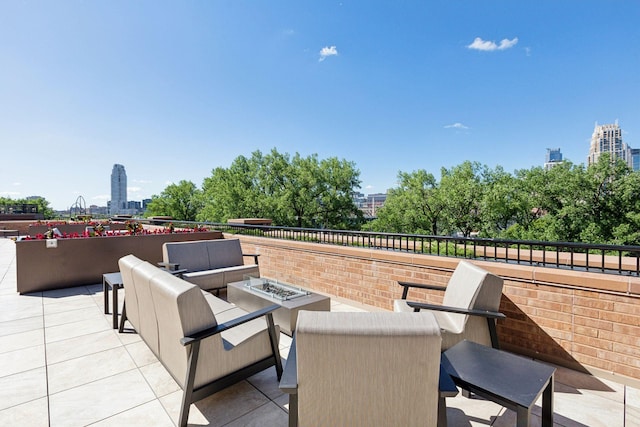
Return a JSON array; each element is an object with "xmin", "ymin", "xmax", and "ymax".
[{"xmin": 0, "ymin": 238, "xmax": 638, "ymax": 426}]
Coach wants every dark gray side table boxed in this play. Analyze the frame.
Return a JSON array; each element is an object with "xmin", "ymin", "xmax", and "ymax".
[
  {"xmin": 442, "ymin": 340, "xmax": 556, "ymax": 427},
  {"xmin": 103, "ymin": 272, "xmax": 123, "ymax": 329}
]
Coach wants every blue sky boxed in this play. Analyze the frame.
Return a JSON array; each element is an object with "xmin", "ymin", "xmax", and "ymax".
[{"xmin": 1, "ymin": 1, "xmax": 638, "ymax": 210}]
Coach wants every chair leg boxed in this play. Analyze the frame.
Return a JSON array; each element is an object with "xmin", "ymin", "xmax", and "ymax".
[
  {"xmin": 266, "ymin": 313, "xmax": 283, "ymax": 379},
  {"xmin": 118, "ymin": 301, "xmax": 127, "ymax": 333},
  {"xmin": 179, "ymin": 341, "xmax": 201, "ymax": 427}
]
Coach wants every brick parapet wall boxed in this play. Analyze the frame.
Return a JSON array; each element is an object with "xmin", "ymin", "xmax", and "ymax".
[{"xmin": 232, "ymin": 234, "xmax": 640, "ymax": 386}]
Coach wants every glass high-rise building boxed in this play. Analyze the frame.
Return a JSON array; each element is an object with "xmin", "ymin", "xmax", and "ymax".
[
  {"xmin": 110, "ymin": 164, "xmax": 127, "ymax": 215},
  {"xmin": 588, "ymin": 122, "xmax": 631, "ymax": 168},
  {"xmin": 544, "ymin": 148, "xmax": 563, "ymax": 170}
]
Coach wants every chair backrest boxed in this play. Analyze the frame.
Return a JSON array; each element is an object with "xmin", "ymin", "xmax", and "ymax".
[
  {"xmin": 441, "ymin": 261, "xmax": 503, "ymax": 334},
  {"xmin": 296, "ymin": 311, "xmax": 442, "ymax": 427},
  {"xmin": 118, "ymin": 255, "xmax": 145, "ymax": 331}
]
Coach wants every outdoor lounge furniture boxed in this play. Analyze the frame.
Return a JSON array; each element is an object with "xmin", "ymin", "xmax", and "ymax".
[
  {"xmin": 394, "ymin": 260, "xmax": 505, "ymax": 350},
  {"xmin": 161, "ymin": 238, "xmax": 260, "ymax": 293},
  {"xmin": 280, "ymin": 310, "xmax": 444, "ymax": 427},
  {"xmin": 117, "ymin": 254, "xmax": 282, "ymax": 427}
]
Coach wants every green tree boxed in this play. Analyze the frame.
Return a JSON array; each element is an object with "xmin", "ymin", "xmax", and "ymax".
[
  {"xmin": 365, "ymin": 170, "xmax": 442, "ymax": 234},
  {"xmin": 198, "ymin": 149, "xmax": 363, "ymax": 229},
  {"xmin": 0, "ymin": 196, "xmax": 55, "ymax": 219},
  {"xmin": 439, "ymin": 161, "xmax": 485, "ymax": 237},
  {"xmin": 479, "ymin": 166, "xmax": 522, "ymax": 237},
  {"xmin": 146, "ymin": 180, "xmax": 203, "ymax": 221}
]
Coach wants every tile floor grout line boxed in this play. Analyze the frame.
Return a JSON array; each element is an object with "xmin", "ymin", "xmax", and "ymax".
[{"xmin": 41, "ymin": 287, "xmax": 52, "ymax": 427}]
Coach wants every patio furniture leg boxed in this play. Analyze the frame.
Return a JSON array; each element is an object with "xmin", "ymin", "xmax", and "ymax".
[
  {"xmin": 103, "ymin": 279, "xmax": 109, "ymax": 314},
  {"xmin": 118, "ymin": 301, "xmax": 127, "ymax": 333},
  {"xmin": 541, "ymin": 375, "xmax": 554, "ymax": 427},
  {"xmin": 516, "ymin": 405, "xmax": 531, "ymax": 427},
  {"xmin": 179, "ymin": 340, "xmax": 201, "ymax": 427},
  {"xmin": 112, "ymin": 284, "xmax": 119, "ymax": 329},
  {"xmin": 437, "ymin": 396, "xmax": 448, "ymax": 427},
  {"xmin": 288, "ymin": 394, "xmax": 298, "ymax": 427},
  {"xmin": 266, "ymin": 313, "xmax": 283, "ymax": 379}
]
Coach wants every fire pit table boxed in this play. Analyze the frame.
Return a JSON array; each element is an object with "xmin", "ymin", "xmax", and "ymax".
[{"xmin": 227, "ymin": 277, "xmax": 331, "ymax": 335}]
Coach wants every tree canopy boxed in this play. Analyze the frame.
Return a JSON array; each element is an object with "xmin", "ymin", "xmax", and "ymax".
[
  {"xmin": 0, "ymin": 196, "xmax": 54, "ymax": 219},
  {"xmin": 196, "ymin": 149, "xmax": 364, "ymax": 229},
  {"xmin": 145, "ymin": 180, "xmax": 203, "ymax": 221},
  {"xmin": 367, "ymin": 155, "xmax": 640, "ymax": 245}
]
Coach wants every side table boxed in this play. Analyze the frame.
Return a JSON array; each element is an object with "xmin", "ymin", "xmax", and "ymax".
[
  {"xmin": 442, "ymin": 340, "xmax": 556, "ymax": 427},
  {"xmin": 103, "ymin": 272, "xmax": 123, "ymax": 329}
]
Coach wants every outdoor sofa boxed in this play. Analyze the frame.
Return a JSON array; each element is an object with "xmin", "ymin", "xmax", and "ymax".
[
  {"xmin": 161, "ymin": 238, "xmax": 260, "ymax": 293},
  {"xmin": 118, "ymin": 254, "xmax": 282, "ymax": 427}
]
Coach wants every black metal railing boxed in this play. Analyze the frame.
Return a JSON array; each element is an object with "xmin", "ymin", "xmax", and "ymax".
[{"xmin": 136, "ymin": 218, "xmax": 640, "ymax": 277}]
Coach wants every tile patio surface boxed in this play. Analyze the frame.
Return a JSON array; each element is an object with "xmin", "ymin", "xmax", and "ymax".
[{"xmin": 0, "ymin": 238, "xmax": 638, "ymax": 426}]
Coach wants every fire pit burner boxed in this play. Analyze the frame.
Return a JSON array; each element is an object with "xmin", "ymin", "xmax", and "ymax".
[{"xmin": 244, "ymin": 278, "xmax": 310, "ymax": 301}]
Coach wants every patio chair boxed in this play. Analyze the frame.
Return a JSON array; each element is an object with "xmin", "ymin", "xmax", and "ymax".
[
  {"xmin": 280, "ymin": 310, "xmax": 444, "ymax": 427},
  {"xmin": 394, "ymin": 260, "xmax": 505, "ymax": 350}
]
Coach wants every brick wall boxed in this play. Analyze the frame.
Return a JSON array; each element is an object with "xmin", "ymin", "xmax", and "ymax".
[{"xmin": 233, "ymin": 234, "xmax": 640, "ymax": 385}]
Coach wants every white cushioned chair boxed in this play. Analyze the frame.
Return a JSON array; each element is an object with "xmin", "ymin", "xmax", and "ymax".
[
  {"xmin": 280, "ymin": 310, "xmax": 444, "ymax": 427},
  {"xmin": 394, "ymin": 260, "xmax": 505, "ymax": 350}
]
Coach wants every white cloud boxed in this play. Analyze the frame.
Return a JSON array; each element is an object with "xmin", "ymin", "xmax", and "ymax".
[
  {"xmin": 12, "ymin": 182, "xmax": 21, "ymax": 186},
  {"xmin": 467, "ymin": 37, "xmax": 518, "ymax": 51},
  {"xmin": 444, "ymin": 123, "xmax": 469, "ymax": 130},
  {"xmin": 365, "ymin": 185, "xmax": 374, "ymax": 190},
  {"xmin": 525, "ymin": 47, "xmax": 532, "ymax": 56},
  {"xmin": 0, "ymin": 191, "xmax": 21, "ymax": 197},
  {"xmin": 319, "ymin": 45, "xmax": 338, "ymax": 62}
]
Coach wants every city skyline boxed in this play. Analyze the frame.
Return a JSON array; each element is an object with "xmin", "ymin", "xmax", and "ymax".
[{"xmin": 1, "ymin": 2, "xmax": 638, "ymax": 210}]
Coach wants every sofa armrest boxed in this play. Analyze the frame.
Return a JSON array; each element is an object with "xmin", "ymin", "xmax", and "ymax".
[
  {"xmin": 181, "ymin": 304, "xmax": 279, "ymax": 346},
  {"xmin": 242, "ymin": 253, "xmax": 260, "ymax": 265},
  {"xmin": 398, "ymin": 281, "xmax": 447, "ymax": 299},
  {"xmin": 158, "ymin": 261, "xmax": 181, "ymax": 271}
]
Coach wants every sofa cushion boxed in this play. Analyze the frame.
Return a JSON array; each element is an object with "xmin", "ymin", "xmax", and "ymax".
[
  {"xmin": 207, "ymin": 239, "xmax": 244, "ymax": 269},
  {"xmin": 162, "ymin": 240, "xmax": 211, "ymax": 272}
]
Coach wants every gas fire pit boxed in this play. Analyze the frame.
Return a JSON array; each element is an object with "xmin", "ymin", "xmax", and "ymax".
[{"xmin": 228, "ymin": 276, "xmax": 331, "ymax": 335}]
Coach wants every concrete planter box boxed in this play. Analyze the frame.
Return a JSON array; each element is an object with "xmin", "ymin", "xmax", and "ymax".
[{"xmin": 16, "ymin": 231, "xmax": 222, "ymax": 294}]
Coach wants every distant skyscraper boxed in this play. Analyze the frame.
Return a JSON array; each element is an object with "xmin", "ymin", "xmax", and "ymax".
[
  {"xmin": 544, "ymin": 148, "xmax": 563, "ymax": 170},
  {"xmin": 588, "ymin": 121, "xmax": 631, "ymax": 168},
  {"xmin": 110, "ymin": 164, "xmax": 127, "ymax": 215},
  {"xmin": 631, "ymin": 148, "xmax": 640, "ymax": 172}
]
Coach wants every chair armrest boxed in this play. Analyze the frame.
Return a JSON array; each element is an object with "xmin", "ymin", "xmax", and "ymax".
[
  {"xmin": 279, "ymin": 334, "xmax": 298, "ymax": 394},
  {"xmin": 157, "ymin": 261, "xmax": 181, "ymax": 271},
  {"xmin": 242, "ymin": 253, "xmax": 260, "ymax": 265},
  {"xmin": 398, "ymin": 281, "xmax": 447, "ymax": 299},
  {"xmin": 181, "ymin": 304, "xmax": 279, "ymax": 346},
  {"xmin": 406, "ymin": 301, "xmax": 506, "ymax": 320}
]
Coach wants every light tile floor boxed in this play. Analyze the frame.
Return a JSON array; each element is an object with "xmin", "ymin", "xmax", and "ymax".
[{"xmin": 0, "ymin": 239, "xmax": 636, "ymax": 426}]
